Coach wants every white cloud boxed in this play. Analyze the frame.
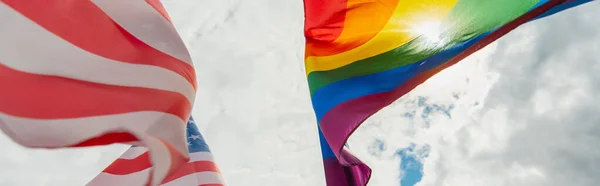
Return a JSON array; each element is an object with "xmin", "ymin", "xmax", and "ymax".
[{"xmin": 1, "ymin": 1, "xmax": 600, "ymax": 186}]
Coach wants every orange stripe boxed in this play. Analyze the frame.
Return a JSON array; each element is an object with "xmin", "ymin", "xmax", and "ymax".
[
  {"xmin": 304, "ymin": 0, "xmax": 459, "ymax": 75},
  {"xmin": 305, "ymin": 0, "xmax": 399, "ymax": 57},
  {"xmin": 1, "ymin": 0, "xmax": 196, "ymax": 89}
]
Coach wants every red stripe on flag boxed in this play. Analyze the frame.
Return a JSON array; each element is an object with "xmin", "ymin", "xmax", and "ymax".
[
  {"xmin": 1, "ymin": 0, "xmax": 196, "ymax": 89},
  {"xmin": 303, "ymin": 0, "xmax": 347, "ymax": 43},
  {"xmin": 103, "ymin": 152, "xmax": 152, "ymax": 175},
  {"xmin": 73, "ymin": 132, "xmax": 138, "ymax": 147},
  {"xmin": 104, "ymin": 151, "xmax": 219, "ymax": 178},
  {"xmin": 105, "ymin": 157, "xmax": 220, "ymax": 178},
  {"xmin": 0, "ymin": 62, "xmax": 191, "ymax": 120}
]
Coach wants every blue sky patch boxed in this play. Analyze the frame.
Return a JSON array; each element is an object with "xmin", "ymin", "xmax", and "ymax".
[{"xmin": 397, "ymin": 144, "xmax": 430, "ymax": 186}]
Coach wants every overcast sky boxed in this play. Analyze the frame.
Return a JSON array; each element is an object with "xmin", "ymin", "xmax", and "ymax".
[{"xmin": 1, "ymin": 1, "xmax": 600, "ymax": 186}]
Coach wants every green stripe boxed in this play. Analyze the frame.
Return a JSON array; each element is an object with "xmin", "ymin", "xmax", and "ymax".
[
  {"xmin": 307, "ymin": 0, "xmax": 541, "ymax": 96},
  {"xmin": 307, "ymin": 36, "xmax": 439, "ymax": 95},
  {"xmin": 442, "ymin": 0, "xmax": 540, "ymax": 43}
]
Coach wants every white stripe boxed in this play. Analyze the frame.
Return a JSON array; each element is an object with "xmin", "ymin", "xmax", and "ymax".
[
  {"xmin": 120, "ymin": 146, "xmax": 149, "ymax": 159},
  {"xmin": 111, "ymin": 148, "xmax": 218, "ymax": 179},
  {"xmin": 90, "ymin": 151, "xmax": 220, "ymax": 185},
  {"xmin": 87, "ymin": 168, "xmax": 151, "ymax": 186},
  {"xmin": 142, "ymin": 135, "xmax": 175, "ymax": 186},
  {"xmin": 189, "ymin": 151, "xmax": 217, "ymax": 162},
  {"xmin": 162, "ymin": 172, "xmax": 225, "ymax": 186},
  {"xmin": 91, "ymin": 0, "xmax": 193, "ymax": 65},
  {"xmin": 0, "ymin": 111, "xmax": 186, "ymax": 153},
  {"xmin": 117, "ymin": 147, "xmax": 215, "ymax": 162},
  {"xmin": 0, "ymin": 3, "xmax": 195, "ymax": 105},
  {"xmin": 88, "ymin": 170, "xmax": 224, "ymax": 186}
]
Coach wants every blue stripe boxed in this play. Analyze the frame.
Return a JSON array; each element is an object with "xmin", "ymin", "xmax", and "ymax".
[
  {"xmin": 310, "ymin": 1, "xmax": 587, "ymax": 121},
  {"xmin": 533, "ymin": 0, "xmax": 551, "ymax": 9},
  {"xmin": 319, "ymin": 127, "xmax": 337, "ymax": 158},
  {"xmin": 311, "ymin": 63, "xmax": 419, "ymax": 121},
  {"xmin": 311, "ymin": 33, "xmax": 490, "ymax": 121},
  {"xmin": 187, "ymin": 116, "xmax": 212, "ymax": 153},
  {"xmin": 414, "ymin": 33, "xmax": 490, "ymax": 74},
  {"xmin": 534, "ymin": 0, "xmax": 593, "ymax": 20}
]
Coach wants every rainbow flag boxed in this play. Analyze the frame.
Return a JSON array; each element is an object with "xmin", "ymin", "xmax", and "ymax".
[{"xmin": 302, "ymin": 0, "xmax": 594, "ymax": 185}]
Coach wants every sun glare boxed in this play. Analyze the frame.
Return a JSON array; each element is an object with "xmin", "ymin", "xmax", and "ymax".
[{"xmin": 410, "ymin": 20, "xmax": 444, "ymax": 44}]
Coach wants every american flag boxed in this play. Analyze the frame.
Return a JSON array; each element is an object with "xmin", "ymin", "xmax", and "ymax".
[
  {"xmin": 0, "ymin": 1, "xmax": 195, "ymax": 185},
  {"xmin": 87, "ymin": 117, "xmax": 226, "ymax": 186}
]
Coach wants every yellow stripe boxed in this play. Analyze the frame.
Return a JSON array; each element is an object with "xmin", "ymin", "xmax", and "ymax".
[{"xmin": 304, "ymin": 0, "xmax": 460, "ymax": 76}]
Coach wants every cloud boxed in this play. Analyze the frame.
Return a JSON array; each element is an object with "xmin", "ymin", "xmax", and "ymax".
[
  {"xmin": 0, "ymin": 135, "xmax": 129, "ymax": 186},
  {"xmin": 164, "ymin": 0, "xmax": 325, "ymax": 185}
]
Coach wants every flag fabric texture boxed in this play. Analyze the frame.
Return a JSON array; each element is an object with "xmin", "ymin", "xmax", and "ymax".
[
  {"xmin": 0, "ymin": 1, "xmax": 196, "ymax": 185},
  {"xmin": 302, "ymin": 0, "xmax": 594, "ymax": 185},
  {"xmin": 87, "ymin": 117, "xmax": 226, "ymax": 186}
]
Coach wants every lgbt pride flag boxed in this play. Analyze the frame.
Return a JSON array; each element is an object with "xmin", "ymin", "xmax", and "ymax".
[{"xmin": 302, "ymin": 0, "xmax": 594, "ymax": 185}]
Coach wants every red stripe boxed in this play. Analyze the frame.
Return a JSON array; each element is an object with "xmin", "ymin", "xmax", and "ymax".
[
  {"xmin": 104, "ymin": 152, "xmax": 218, "ymax": 178},
  {"xmin": 102, "ymin": 139, "xmax": 189, "ymax": 184},
  {"xmin": 0, "ymin": 63, "xmax": 191, "ymax": 120},
  {"xmin": 1, "ymin": 0, "xmax": 196, "ymax": 89},
  {"xmin": 104, "ymin": 152, "xmax": 152, "ymax": 175},
  {"xmin": 303, "ymin": 0, "xmax": 347, "ymax": 43},
  {"xmin": 73, "ymin": 132, "xmax": 138, "ymax": 147},
  {"xmin": 104, "ymin": 157, "xmax": 220, "ymax": 183},
  {"xmin": 145, "ymin": 0, "xmax": 172, "ymax": 23},
  {"xmin": 162, "ymin": 161, "xmax": 221, "ymax": 183},
  {"xmin": 21, "ymin": 132, "xmax": 139, "ymax": 148}
]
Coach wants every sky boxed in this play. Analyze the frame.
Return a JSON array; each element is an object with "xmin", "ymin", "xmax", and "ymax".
[{"xmin": 1, "ymin": 1, "xmax": 600, "ymax": 186}]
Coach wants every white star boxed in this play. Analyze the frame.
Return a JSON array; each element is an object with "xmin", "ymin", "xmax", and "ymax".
[
  {"xmin": 187, "ymin": 141, "xmax": 192, "ymax": 146},
  {"xmin": 189, "ymin": 134, "xmax": 201, "ymax": 140}
]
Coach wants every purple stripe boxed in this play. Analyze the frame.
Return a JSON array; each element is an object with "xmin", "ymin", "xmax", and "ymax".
[
  {"xmin": 323, "ymin": 157, "xmax": 372, "ymax": 186},
  {"xmin": 323, "ymin": 158, "xmax": 350, "ymax": 186},
  {"xmin": 320, "ymin": 94, "xmax": 391, "ymax": 161},
  {"xmin": 349, "ymin": 162, "xmax": 371, "ymax": 186}
]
